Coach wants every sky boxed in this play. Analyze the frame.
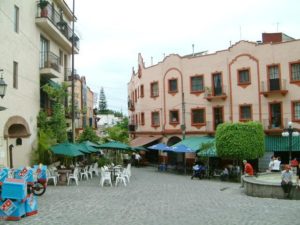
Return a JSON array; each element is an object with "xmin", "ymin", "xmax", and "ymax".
[{"xmin": 65, "ymin": 0, "xmax": 300, "ymax": 114}]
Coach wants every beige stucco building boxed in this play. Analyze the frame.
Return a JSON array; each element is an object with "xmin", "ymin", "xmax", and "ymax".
[
  {"xmin": 128, "ymin": 33, "xmax": 300, "ymax": 161},
  {"xmin": 0, "ymin": 0, "xmax": 88, "ymax": 168}
]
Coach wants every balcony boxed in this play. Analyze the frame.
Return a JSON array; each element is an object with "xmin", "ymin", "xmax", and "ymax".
[
  {"xmin": 260, "ymin": 79, "xmax": 288, "ymax": 97},
  {"xmin": 35, "ymin": 3, "xmax": 80, "ymax": 54},
  {"xmin": 204, "ymin": 86, "xmax": 227, "ymax": 101},
  {"xmin": 263, "ymin": 118, "xmax": 288, "ymax": 133},
  {"xmin": 128, "ymin": 124, "xmax": 137, "ymax": 132},
  {"xmin": 128, "ymin": 100, "xmax": 135, "ymax": 111},
  {"xmin": 40, "ymin": 51, "xmax": 61, "ymax": 79}
]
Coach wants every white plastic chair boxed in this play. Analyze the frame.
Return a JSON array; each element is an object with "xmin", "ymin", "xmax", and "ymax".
[
  {"xmin": 87, "ymin": 165, "xmax": 94, "ymax": 179},
  {"xmin": 67, "ymin": 167, "xmax": 79, "ymax": 186},
  {"xmin": 126, "ymin": 163, "xmax": 131, "ymax": 178},
  {"xmin": 91, "ymin": 162, "xmax": 99, "ymax": 176},
  {"xmin": 115, "ymin": 170, "xmax": 127, "ymax": 187},
  {"xmin": 80, "ymin": 166, "xmax": 89, "ymax": 180},
  {"xmin": 46, "ymin": 169, "xmax": 58, "ymax": 186},
  {"xmin": 99, "ymin": 167, "xmax": 112, "ymax": 187}
]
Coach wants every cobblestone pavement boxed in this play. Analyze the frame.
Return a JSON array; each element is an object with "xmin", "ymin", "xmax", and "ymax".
[{"xmin": 3, "ymin": 166, "xmax": 300, "ymax": 225}]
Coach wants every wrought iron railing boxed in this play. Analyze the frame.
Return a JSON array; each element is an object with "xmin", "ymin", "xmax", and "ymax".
[{"xmin": 40, "ymin": 51, "xmax": 61, "ymax": 72}]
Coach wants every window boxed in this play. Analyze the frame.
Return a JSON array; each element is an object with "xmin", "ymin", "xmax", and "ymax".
[
  {"xmin": 141, "ymin": 112, "xmax": 145, "ymax": 125},
  {"xmin": 190, "ymin": 75, "xmax": 204, "ymax": 93},
  {"xmin": 151, "ymin": 111, "xmax": 160, "ymax": 127},
  {"xmin": 268, "ymin": 65, "xmax": 280, "ymax": 91},
  {"xmin": 13, "ymin": 61, "xmax": 18, "ymax": 89},
  {"xmin": 191, "ymin": 108, "xmax": 205, "ymax": 125},
  {"xmin": 212, "ymin": 73, "xmax": 223, "ymax": 96},
  {"xmin": 238, "ymin": 69, "xmax": 250, "ymax": 84},
  {"xmin": 239, "ymin": 105, "xmax": 252, "ymax": 121},
  {"xmin": 168, "ymin": 79, "xmax": 178, "ymax": 93},
  {"xmin": 134, "ymin": 89, "xmax": 137, "ymax": 102},
  {"xmin": 290, "ymin": 62, "xmax": 300, "ymax": 82},
  {"xmin": 140, "ymin": 85, "xmax": 144, "ymax": 98},
  {"xmin": 150, "ymin": 82, "xmax": 159, "ymax": 97},
  {"xmin": 169, "ymin": 110, "xmax": 179, "ymax": 124},
  {"xmin": 59, "ymin": 50, "xmax": 63, "ymax": 66},
  {"xmin": 14, "ymin": 5, "xmax": 19, "ymax": 33},
  {"xmin": 292, "ymin": 101, "xmax": 300, "ymax": 121}
]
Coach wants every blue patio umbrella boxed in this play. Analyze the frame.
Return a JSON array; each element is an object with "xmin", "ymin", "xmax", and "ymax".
[
  {"xmin": 169, "ymin": 144, "xmax": 193, "ymax": 153},
  {"xmin": 148, "ymin": 143, "xmax": 171, "ymax": 151}
]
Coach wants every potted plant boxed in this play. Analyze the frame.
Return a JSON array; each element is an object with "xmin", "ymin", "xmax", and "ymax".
[{"xmin": 38, "ymin": 0, "xmax": 49, "ymax": 17}]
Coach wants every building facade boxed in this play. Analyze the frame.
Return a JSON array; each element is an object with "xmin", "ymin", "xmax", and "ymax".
[
  {"xmin": 0, "ymin": 0, "xmax": 91, "ymax": 168},
  {"xmin": 128, "ymin": 33, "xmax": 300, "ymax": 156}
]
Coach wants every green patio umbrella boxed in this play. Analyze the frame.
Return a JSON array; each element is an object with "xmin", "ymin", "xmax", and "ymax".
[
  {"xmin": 78, "ymin": 142, "xmax": 99, "ymax": 153},
  {"xmin": 82, "ymin": 140, "xmax": 102, "ymax": 148},
  {"xmin": 50, "ymin": 142, "xmax": 84, "ymax": 157},
  {"xmin": 131, "ymin": 146, "xmax": 147, "ymax": 151},
  {"xmin": 98, "ymin": 141, "xmax": 132, "ymax": 151}
]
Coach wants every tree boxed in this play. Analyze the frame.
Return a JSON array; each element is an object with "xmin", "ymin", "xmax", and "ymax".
[
  {"xmin": 106, "ymin": 117, "xmax": 129, "ymax": 143},
  {"xmin": 215, "ymin": 121, "xmax": 265, "ymax": 161},
  {"xmin": 98, "ymin": 87, "xmax": 107, "ymax": 114},
  {"xmin": 77, "ymin": 126, "xmax": 100, "ymax": 143}
]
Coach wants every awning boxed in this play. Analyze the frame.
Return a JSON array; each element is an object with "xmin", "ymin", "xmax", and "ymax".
[
  {"xmin": 172, "ymin": 136, "xmax": 215, "ymax": 152},
  {"xmin": 198, "ymin": 147, "xmax": 217, "ymax": 157},
  {"xmin": 265, "ymin": 135, "xmax": 300, "ymax": 152},
  {"xmin": 130, "ymin": 136, "xmax": 162, "ymax": 147}
]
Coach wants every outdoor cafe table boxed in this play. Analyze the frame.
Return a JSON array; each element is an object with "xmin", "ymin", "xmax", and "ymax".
[
  {"xmin": 57, "ymin": 169, "xmax": 72, "ymax": 185},
  {"xmin": 107, "ymin": 166, "xmax": 122, "ymax": 182}
]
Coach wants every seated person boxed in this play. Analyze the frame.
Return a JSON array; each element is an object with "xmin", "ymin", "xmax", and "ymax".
[
  {"xmin": 281, "ymin": 165, "xmax": 293, "ymax": 198},
  {"xmin": 220, "ymin": 167, "xmax": 229, "ymax": 181}
]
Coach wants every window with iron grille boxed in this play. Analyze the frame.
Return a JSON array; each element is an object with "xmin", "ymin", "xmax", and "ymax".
[
  {"xmin": 169, "ymin": 110, "xmax": 179, "ymax": 124},
  {"xmin": 151, "ymin": 112, "xmax": 160, "ymax": 126},
  {"xmin": 238, "ymin": 69, "xmax": 250, "ymax": 84},
  {"xmin": 240, "ymin": 105, "xmax": 252, "ymax": 121},
  {"xmin": 291, "ymin": 63, "xmax": 300, "ymax": 81},
  {"xmin": 168, "ymin": 79, "xmax": 178, "ymax": 93},
  {"xmin": 191, "ymin": 108, "xmax": 205, "ymax": 124},
  {"xmin": 191, "ymin": 76, "xmax": 204, "ymax": 92},
  {"xmin": 150, "ymin": 82, "xmax": 159, "ymax": 97}
]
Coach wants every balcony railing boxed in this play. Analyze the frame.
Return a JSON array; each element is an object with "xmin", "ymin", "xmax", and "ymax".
[
  {"xmin": 36, "ymin": 3, "xmax": 80, "ymax": 50},
  {"xmin": 40, "ymin": 51, "xmax": 61, "ymax": 72},
  {"xmin": 260, "ymin": 79, "xmax": 288, "ymax": 97},
  {"xmin": 263, "ymin": 118, "xmax": 288, "ymax": 130},
  {"xmin": 204, "ymin": 86, "xmax": 227, "ymax": 101},
  {"xmin": 128, "ymin": 100, "xmax": 135, "ymax": 111}
]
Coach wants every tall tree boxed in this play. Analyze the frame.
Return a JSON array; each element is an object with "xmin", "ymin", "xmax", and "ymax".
[{"xmin": 98, "ymin": 87, "xmax": 107, "ymax": 114}]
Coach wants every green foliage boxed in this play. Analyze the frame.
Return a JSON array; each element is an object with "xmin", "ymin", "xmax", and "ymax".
[
  {"xmin": 50, "ymin": 103, "xmax": 67, "ymax": 143},
  {"xmin": 98, "ymin": 87, "xmax": 107, "ymax": 114},
  {"xmin": 97, "ymin": 156, "xmax": 112, "ymax": 167},
  {"xmin": 42, "ymin": 82, "xmax": 68, "ymax": 104},
  {"xmin": 215, "ymin": 121, "xmax": 265, "ymax": 160},
  {"xmin": 106, "ymin": 117, "xmax": 129, "ymax": 143},
  {"xmin": 31, "ymin": 129, "xmax": 55, "ymax": 165},
  {"xmin": 77, "ymin": 126, "xmax": 100, "ymax": 143}
]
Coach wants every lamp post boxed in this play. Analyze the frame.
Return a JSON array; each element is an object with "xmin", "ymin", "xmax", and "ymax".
[
  {"xmin": 0, "ymin": 69, "xmax": 7, "ymax": 99},
  {"xmin": 282, "ymin": 121, "xmax": 299, "ymax": 162}
]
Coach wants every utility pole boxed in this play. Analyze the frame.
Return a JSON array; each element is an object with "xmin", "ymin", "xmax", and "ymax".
[
  {"xmin": 71, "ymin": 0, "xmax": 75, "ymax": 143},
  {"xmin": 181, "ymin": 92, "xmax": 186, "ymax": 140}
]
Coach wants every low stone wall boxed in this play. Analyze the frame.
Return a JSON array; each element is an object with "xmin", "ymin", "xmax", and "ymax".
[{"xmin": 243, "ymin": 174, "xmax": 300, "ymax": 200}]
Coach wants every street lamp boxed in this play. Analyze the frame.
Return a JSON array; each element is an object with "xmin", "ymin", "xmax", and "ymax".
[
  {"xmin": 0, "ymin": 69, "xmax": 7, "ymax": 98},
  {"xmin": 282, "ymin": 121, "xmax": 299, "ymax": 162}
]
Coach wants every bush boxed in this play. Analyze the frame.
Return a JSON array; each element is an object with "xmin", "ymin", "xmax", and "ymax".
[
  {"xmin": 216, "ymin": 121, "xmax": 265, "ymax": 160},
  {"xmin": 97, "ymin": 157, "xmax": 111, "ymax": 168}
]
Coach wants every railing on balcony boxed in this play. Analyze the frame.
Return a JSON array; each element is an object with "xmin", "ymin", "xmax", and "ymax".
[
  {"xmin": 263, "ymin": 118, "xmax": 288, "ymax": 130},
  {"xmin": 205, "ymin": 86, "xmax": 227, "ymax": 101},
  {"xmin": 260, "ymin": 79, "xmax": 288, "ymax": 97},
  {"xmin": 36, "ymin": 3, "xmax": 80, "ymax": 49},
  {"xmin": 128, "ymin": 100, "xmax": 135, "ymax": 111},
  {"xmin": 40, "ymin": 51, "xmax": 61, "ymax": 72},
  {"xmin": 128, "ymin": 124, "xmax": 136, "ymax": 132}
]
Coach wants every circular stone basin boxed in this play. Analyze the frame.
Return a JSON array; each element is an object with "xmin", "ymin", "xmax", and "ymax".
[{"xmin": 243, "ymin": 172, "xmax": 300, "ymax": 200}]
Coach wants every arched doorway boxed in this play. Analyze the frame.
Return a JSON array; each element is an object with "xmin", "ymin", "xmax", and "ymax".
[{"xmin": 3, "ymin": 116, "xmax": 31, "ymax": 168}]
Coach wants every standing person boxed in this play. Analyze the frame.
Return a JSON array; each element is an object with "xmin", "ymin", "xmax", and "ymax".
[
  {"xmin": 268, "ymin": 156, "xmax": 275, "ymax": 172},
  {"xmin": 240, "ymin": 160, "xmax": 254, "ymax": 188},
  {"xmin": 291, "ymin": 158, "xmax": 299, "ymax": 174},
  {"xmin": 281, "ymin": 165, "xmax": 293, "ymax": 198},
  {"xmin": 296, "ymin": 163, "xmax": 300, "ymax": 189},
  {"xmin": 272, "ymin": 157, "xmax": 281, "ymax": 172},
  {"xmin": 135, "ymin": 152, "xmax": 142, "ymax": 167}
]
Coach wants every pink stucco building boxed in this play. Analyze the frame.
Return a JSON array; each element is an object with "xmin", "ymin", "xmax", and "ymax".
[{"xmin": 128, "ymin": 33, "xmax": 300, "ymax": 165}]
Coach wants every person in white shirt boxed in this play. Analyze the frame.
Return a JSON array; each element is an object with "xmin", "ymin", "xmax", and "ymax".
[
  {"xmin": 135, "ymin": 153, "xmax": 142, "ymax": 167},
  {"xmin": 271, "ymin": 157, "xmax": 281, "ymax": 172}
]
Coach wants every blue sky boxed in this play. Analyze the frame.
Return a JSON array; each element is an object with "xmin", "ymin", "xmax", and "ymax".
[{"xmin": 66, "ymin": 0, "xmax": 300, "ymax": 114}]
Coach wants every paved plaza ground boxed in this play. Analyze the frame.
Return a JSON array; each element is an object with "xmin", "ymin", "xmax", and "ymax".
[{"xmin": 3, "ymin": 166, "xmax": 300, "ymax": 225}]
